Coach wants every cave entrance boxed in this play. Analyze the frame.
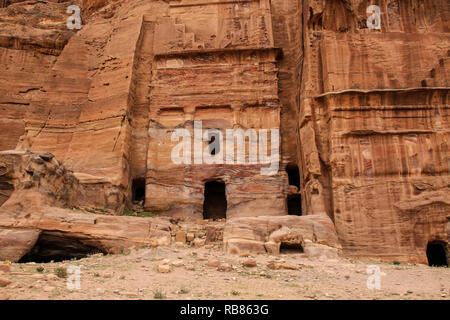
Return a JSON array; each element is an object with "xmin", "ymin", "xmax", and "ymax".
[
  {"xmin": 132, "ymin": 178, "xmax": 146, "ymax": 203},
  {"xmin": 286, "ymin": 163, "xmax": 302, "ymax": 215},
  {"xmin": 287, "ymin": 195, "xmax": 302, "ymax": 215},
  {"xmin": 426, "ymin": 241, "xmax": 448, "ymax": 267},
  {"xmin": 280, "ymin": 242, "xmax": 304, "ymax": 254},
  {"xmin": 286, "ymin": 163, "xmax": 300, "ymax": 189},
  {"xmin": 19, "ymin": 232, "xmax": 105, "ymax": 263},
  {"xmin": 203, "ymin": 181, "xmax": 227, "ymax": 220}
]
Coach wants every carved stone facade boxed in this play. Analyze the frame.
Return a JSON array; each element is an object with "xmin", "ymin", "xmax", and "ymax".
[{"xmin": 0, "ymin": 0, "xmax": 448, "ymax": 265}]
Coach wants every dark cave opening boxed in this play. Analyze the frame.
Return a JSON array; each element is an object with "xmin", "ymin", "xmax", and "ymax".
[
  {"xmin": 19, "ymin": 232, "xmax": 105, "ymax": 263},
  {"xmin": 280, "ymin": 242, "xmax": 304, "ymax": 254},
  {"xmin": 426, "ymin": 241, "xmax": 448, "ymax": 267},
  {"xmin": 203, "ymin": 180, "xmax": 227, "ymax": 220},
  {"xmin": 287, "ymin": 195, "xmax": 302, "ymax": 216},
  {"xmin": 286, "ymin": 163, "xmax": 300, "ymax": 189},
  {"xmin": 132, "ymin": 177, "xmax": 146, "ymax": 203}
]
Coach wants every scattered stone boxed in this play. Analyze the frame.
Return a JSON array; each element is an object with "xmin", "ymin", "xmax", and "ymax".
[
  {"xmin": 0, "ymin": 277, "xmax": 11, "ymax": 287},
  {"xmin": 218, "ymin": 263, "xmax": 233, "ymax": 272},
  {"xmin": 175, "ymin": 231, "xmax": 187, "ymax": 243},
  {"xmin": 120, "ymin": 291, "xmax": 138, "ymax": 297},
  {"xmin": 103, "ymin": 273, "xmax": 113, "ymax": 278},
  {"xmin": 267, "ymin": 262, "xmax": 281, "ymax": 270},
  {"xmin": 157, "ymin": 265, "xmax": 171, "ymax": 273},
  {"xmin": 281, "ymin": 264, "xmax": 297, "ymax": 270},
  {"xmin": 185, "ymin": 265, "xmax": 195, "ymax": 271},
  {"xmin": 175, "ymin": 242, "xmax": 185, "ymax": 248},
  {"xmin": 242, "ymin": 259, "xmax": 257, "ymax": 268},
  {"xmin": 186, "ymin": 233, "xmax": 195, "ymax": 242},
  {"xmin": 172, "ymin": 260, "xmax": 184, "ymax": 267},
  {"xmin": 193, "ymin": 238, "xmax": 206, "ymax": 247},
  {"xmin": 0, "ymin": 265, "xmax": 11, "ymax": 273},
  {"xmin": 207, "ymin": 260, "xmax": 220, "ymax": 268},
  {"xmin": 161, "ymin": 259, "xmax": 170, "ymax": 265}
]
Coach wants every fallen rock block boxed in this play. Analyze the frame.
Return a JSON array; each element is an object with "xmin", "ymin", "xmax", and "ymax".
[
  {"xmin": 207, "ymin": 260, "xmax": 220, "ymax": 268},
  {"xmin": 0, "ymin": 277, "xmax": 11, "ymax": 287},
  {"xmin": 157, "ymin": 264, "xmax": 171, "ymax": 273},
  {"xmin": 0, "ymin": 265, "xmax": 11, "ymax": 273},
  {"xmin": 217, "ymin": 263, "xmax": 233, "ymax": 272},
  {"xmin": 242, "ymin": 259, "xmax": 257, "ymax": 268}
]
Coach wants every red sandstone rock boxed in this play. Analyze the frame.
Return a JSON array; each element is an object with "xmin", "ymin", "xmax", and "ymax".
[{"xmin": 0, "ymin": 0, "xmax": 448, "ymax": 265}]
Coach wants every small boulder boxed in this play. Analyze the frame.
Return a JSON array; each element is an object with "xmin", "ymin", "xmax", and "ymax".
[
  {"xmin": 242, "ymin": 259, "xmax": 257, "ymax": 268},
  {"xmin": 157, "ymin": 264, "xmax": 171, "ymax": 273},
  {"xmin": 207, "ymin": 260, "xmax": 220, "ymax": 268}
]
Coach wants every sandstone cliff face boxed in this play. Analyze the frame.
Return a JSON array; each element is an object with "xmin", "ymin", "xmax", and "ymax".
[
  {"xmin": 297, "ymin": 0, "xmax": 449, "ymax": 264},
  {"xmin": 0, "ymin": 150, "xmax": 175, "ymax": 262},
  {"xmin": 0, "ymin": 0, "xmax": 448, "ymax": 265}
]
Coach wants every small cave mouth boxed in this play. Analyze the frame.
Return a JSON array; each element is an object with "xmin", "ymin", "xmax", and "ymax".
[
  {"xmin": 280, "ymin": 242, "xmax": 304, "ymax": 254},
  {"xmin": 287, "ymin": 195, "xmax": 302, "ymax": 215},
  {"xmin": 19, "ymin": 232, "xmax": 105, "ymax": 263},
  {"xmin": 286, "ymin": 163, "xmax": 300, "ymax": 189},
  {"xmin": 426, "ymin": 241, "xmax": 448, "ymax": 267},
  {"xmin": 203, "ymin": 180, "xmax": 227, "ymax": 220},
  {"xmin": 132, "ymin": 178, "xmax": 146, "ymax": 203}
]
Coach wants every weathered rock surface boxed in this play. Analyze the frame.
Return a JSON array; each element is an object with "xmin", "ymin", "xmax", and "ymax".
[
  {"xmin": 224, "ymin": 215, "xmax": 340, "ymax": 255},
  {"xmin": 0, "ymin": 0, "xmax": 448, "ymax": 265},
  {"xmin": 0, "ymin": 150, "xmax": 176, "ymax": 262}
]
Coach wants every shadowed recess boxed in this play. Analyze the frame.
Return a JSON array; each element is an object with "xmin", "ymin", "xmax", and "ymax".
[
  {"xmin": 19, "ymin": 232, "xmax": 105, "ymax": 263},
  {"xmin": 203, "ymin": 181, "xmax": 227, "ymax": 220},
  {"xmin": 426, "ymin": 241, "xmax": 448, "ymax": 267}
]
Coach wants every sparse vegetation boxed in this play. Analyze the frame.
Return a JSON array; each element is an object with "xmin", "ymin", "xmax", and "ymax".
[
  {"xmin": 231, "ymin": 290, "xmax": 240, "ymax": 296},
  {"xmin": 36, "ymin": 266, "xmax": 44, "ymax": 273},
  {"xmin": 178, "ymin": 287, "xmax": 189, "ymax": 294},
  {"xmin": 123, "ymin": 209, "xmax": 155, "ymax": 218},
  {"xmin": 153, "ymin": 290, "xmax": 165, "ymax": 299},
  {"xmin": 54, "ymin": 267, "xmax": 67, "ymax": 279}
]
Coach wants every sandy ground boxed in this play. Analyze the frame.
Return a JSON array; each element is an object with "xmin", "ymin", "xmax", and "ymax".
[{"xmin": 0, "ymin": 244, "xmax": 449, "ymax": 300}]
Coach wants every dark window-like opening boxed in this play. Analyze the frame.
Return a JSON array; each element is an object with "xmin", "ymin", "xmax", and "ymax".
[
  {"xmin": 203, "ymin": 181, "xmax": 227, "ymax": 220},
  {"xmin": 280, "ymin": 242, "xmax": 304, "ymax": 254},
  {"xmin": 287, "ymin": 195, "xmax": 302, "ymax": 215},
  {"xmin": 132, "ymin": 178, "xmax": 146, "ymax": 202},
  {"xmin": 426, "ymin": 241, "xmax": 448, "ymax": 267},
  {"xmin": 286, "ymin": 163, "xmax": 300, "ymax": 189},
  {"xmin": 19, "ymin": 232, "xmax": 105, "ymax": 263}
]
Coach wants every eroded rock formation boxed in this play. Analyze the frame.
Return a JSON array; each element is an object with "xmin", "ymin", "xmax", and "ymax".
[{"xmin": 0, "ymin": 0, "xmax": 448, "ymax": 265}]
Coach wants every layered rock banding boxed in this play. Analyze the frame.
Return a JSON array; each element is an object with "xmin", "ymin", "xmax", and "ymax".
[{"xmin": 0, "ymin": 0, "xmax": 448, "ymax": 265}]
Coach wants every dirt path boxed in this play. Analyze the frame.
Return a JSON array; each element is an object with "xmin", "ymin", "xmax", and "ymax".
[{"xmin": 0, "ymin": 244, "xmax": 448, "ymax": 300}]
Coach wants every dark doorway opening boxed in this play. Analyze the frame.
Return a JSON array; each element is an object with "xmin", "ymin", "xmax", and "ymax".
[
  {"xmin": 132, "ymin": 178, "xmax": 146, "ymax": 202},
  {"xmin": 203, "ymin": 181, "xmax": 227, "ymax": 220},
  {"xmin": 286, "ymin": 163, "xmax": 300, "ymax": 189},
  {"xmin": 287, "ymin": 195, "xmax": 302, "ymax": 215},
  {"xmin": 19, "ymin": 232, "xmax": 105, "ymax": 263},
  {"xmin": 280, "ymin": 242, "xmax": 304, "ymax": 254},
  {"xmin": 426, "ymin": 241, "xmax": 448, "ymax": 267}
]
